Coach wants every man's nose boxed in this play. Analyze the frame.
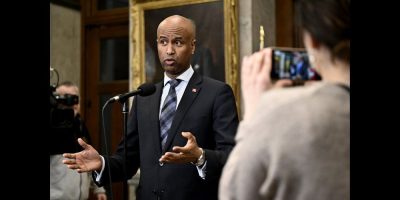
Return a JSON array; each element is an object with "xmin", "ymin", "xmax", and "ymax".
[{"xmin": 166, "ymin": 44, "xmax": 175, "ymax": 55}]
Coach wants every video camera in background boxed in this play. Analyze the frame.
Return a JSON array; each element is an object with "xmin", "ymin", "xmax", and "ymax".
[
  {"xmin": 50, "ymin": 86, "xmax": 79, "ymax": 127},
  {"xmin": 49, "ymin": 69, "xmax": 81, "ymax": 155}
]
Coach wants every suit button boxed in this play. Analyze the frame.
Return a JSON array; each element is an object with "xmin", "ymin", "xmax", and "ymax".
[{"xmin": 159, "ymin": 162, "xmax": 164, "ymax": 166}]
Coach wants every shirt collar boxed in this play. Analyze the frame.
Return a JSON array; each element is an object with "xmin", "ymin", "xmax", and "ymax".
[{"xmin": 163, "ymin": 66, "xmax": 194, "ymax": 86}]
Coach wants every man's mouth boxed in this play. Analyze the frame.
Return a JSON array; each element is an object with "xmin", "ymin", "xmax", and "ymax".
[{"xmin": 164, "ymin": 59, "xmax": 176, "ymax": 66}]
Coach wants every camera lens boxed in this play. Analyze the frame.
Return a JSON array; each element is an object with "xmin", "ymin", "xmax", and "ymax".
[{"xmin": 54, "ymin": 94, "xmax": 79, "ymax": 106}]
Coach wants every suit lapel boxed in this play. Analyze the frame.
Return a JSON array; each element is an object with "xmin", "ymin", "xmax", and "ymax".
[
  {"xmin": 148, "ymin": 82, "xmax": 163, "ymax": 155},
  {"xmin": 163, "ymin": 72, "xmax": 202, "ymax": 153}
]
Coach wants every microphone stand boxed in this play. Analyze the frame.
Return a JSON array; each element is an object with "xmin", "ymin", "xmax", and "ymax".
[
  {"xmin": 122, "ymin": 100, "xmax": 129, "ymax": 200},
  {"xmin": 107, "ymin": 84, "xmax": 155, "ymax": 199}
]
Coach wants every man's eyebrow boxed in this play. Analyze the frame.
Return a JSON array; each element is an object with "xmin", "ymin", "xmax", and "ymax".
[
  {"xmin": 158, "ymin": 36, "xmax": 184, "ymax": 41},
  {"xmin": 173, "ymin": 37, "xmax": 183, "ymax": 40}
]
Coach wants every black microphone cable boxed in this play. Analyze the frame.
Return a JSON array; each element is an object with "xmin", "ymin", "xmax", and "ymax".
[{"xmin": 101, "ymin": 100, "xmax": 114, "ymax": 200}]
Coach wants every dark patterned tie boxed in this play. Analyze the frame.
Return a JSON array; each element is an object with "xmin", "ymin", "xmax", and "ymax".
[{"xmin": 160, "ymin": 79, "xmax": 181, "ymax": 150}]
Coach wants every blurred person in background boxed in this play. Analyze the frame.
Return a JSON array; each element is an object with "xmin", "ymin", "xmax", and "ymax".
[{"xmin": 50, "ymin": 81, "xmax": 107, "ymax": 200}]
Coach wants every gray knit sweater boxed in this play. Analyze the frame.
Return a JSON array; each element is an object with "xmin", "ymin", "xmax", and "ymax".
[{"xmin": 219, "ymin": 82, "xmax": 349, "ymax": 200}]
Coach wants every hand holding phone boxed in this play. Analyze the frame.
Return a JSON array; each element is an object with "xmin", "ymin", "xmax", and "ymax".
[{"xmin": 241, "ymin": 48, "xmax": 292, "ymax": 120}]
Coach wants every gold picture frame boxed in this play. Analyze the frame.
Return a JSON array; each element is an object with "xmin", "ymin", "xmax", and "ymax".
[{"xmin": 129, "ymin": 0, "xmax": 239, "ymax": 109}]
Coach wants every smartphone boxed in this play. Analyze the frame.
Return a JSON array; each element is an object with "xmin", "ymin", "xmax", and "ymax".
[{"xmin": 271, "ymin": 47, "xmax": 321, "ymax": 83}]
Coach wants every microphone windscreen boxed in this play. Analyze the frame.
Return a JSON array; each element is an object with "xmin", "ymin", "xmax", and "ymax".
[{"xmin": 138, "ymin": 83, "xmax": 156, "ymax": 96}]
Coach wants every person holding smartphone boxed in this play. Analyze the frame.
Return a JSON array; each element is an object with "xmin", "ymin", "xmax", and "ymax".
[{"xmin": 219, "ymin": 0, "xmax": 350, "ymax": 199}]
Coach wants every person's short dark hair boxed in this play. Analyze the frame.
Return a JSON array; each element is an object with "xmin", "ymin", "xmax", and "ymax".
[{"xmin": 296, "ymin": 0, "xmax": 350, "ymax": 63}]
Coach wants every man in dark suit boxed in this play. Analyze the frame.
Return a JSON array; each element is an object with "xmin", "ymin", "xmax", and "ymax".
[{"xmin": 63, "ymin": 15, "xmax": 239, "ymax": 200}]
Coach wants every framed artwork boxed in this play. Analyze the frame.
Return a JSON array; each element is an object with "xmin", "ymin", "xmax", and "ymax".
[{"xmin": 130, "ymin": 0, "xmax": 240, "ymax": 109}]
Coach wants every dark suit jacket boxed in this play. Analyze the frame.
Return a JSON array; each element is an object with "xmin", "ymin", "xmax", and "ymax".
[{"xmin": 96, "ymin": 72, "xmax": 239, "ymax": 200}]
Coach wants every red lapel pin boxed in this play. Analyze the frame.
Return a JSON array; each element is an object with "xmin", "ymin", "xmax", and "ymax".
[{"xmin": 192, "ymin": 88, "xmax": 197, "ymax": 93}]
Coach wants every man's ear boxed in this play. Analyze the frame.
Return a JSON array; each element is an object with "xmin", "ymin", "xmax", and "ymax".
[{"xmin": 191, "ymin": 39, "xmax": 196, "ymax": 54}]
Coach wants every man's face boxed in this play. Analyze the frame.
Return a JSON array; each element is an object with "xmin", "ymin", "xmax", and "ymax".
[{"xmin": 157, "ymin": 17, "xmax": 195, "ymax": 78}]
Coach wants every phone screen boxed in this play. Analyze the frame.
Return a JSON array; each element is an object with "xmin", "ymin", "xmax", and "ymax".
[{"xmin": 271, "ymin": 48, "xmax": 321, "ymax": 81}]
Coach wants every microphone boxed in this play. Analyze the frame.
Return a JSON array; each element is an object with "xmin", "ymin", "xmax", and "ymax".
[{"xmin": 108, "ymin": 83, "xmax": 156, "ymax": 103}]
